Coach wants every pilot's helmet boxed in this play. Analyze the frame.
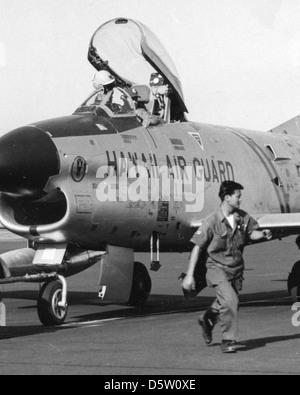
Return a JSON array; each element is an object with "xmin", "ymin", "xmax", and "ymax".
[{"xmin": 93, "ymin": 70, "xmax": 116, "ymax": 90}]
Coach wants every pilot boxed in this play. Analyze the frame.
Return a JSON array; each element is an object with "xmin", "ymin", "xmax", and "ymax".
[
  {"xmin": 130, "ymin": 88, "xmax": 160, "ymax": 128},
  {"xmin": 93, "ymin": 70, "xmax": 116, "ymax": 92},
  {"xmin": 92, "ymin": 70, "xmax": 116, "ymax": 103},
  {"xmin": 182, "ymin": 181, "xmax": 272, "ymax": 354},
  {"xmin": 93, "ymin": 70, "xmax": 133, "ymax": 114}
]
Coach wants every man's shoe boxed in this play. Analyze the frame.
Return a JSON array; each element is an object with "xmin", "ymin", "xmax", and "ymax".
[
  {"xmin": 221, "ymin": 341, "xmax": 237, "ymax": 354},
  {"xmin": 198, "ymin": 315, "xmax": 213, "ymax": 345}
]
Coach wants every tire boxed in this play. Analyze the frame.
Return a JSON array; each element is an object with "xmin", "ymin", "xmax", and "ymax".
[
  {"xmin": 290, "ymin": 285, "xmax": 300, "ymax": 303},
  {"xmin": 128, "ymin": 262, "xmax": 152, "ymax": 308},
  {"xmin": 288, "ymin": 261, "xmax": 300, "ymax": 303},
  {"xmin": 37, "ymin": 281, "xmax": 68, "ymax": 326}
]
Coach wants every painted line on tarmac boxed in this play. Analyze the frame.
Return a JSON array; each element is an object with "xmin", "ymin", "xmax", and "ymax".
[
  {"xmin": 247, "ymin": 272, "xmax": 288, "ymax": 278},
  {"xmin": 61, "ymin": 317, "xmax": 124, "ymax": 328}
]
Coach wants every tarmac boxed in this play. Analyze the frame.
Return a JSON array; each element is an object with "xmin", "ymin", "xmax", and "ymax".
[{"xmin": 0, "ymin": 229, "xmax": 299, "ymax": 375}]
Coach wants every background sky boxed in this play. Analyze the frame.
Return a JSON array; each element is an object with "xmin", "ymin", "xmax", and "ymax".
[{"xmin": 1, "ymin": 0, "xmax": 300, "ymax": 134}]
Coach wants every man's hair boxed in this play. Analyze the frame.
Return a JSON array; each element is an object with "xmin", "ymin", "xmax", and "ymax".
[{"xmin": 219, "ymin": 181, "xmax": 244, "ymax": 201}]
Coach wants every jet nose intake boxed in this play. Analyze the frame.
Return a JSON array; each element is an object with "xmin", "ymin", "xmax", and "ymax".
[{"xmin": 0, "ymin": 127, "xmax": 60, "ymax": 198}]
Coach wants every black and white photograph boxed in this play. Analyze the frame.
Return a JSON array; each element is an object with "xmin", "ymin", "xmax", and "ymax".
[{"xmin": 0, "ymin": 0, "xmax": 300, "ymax": 377}]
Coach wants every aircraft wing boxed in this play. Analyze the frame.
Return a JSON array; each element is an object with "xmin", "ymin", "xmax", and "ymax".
[
  {"xmin": 191, "ymin": 213, "xmax": 300, "ymax": 236},
  {"xmin": 253, "ymin": 213, "xmax": 300, "ymax": 231}
]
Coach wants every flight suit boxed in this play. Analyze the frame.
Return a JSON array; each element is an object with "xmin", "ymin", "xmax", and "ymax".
[
  {"xmin": 136, "ymin": 108, "xmax": 160, "ymax": 128},
  {"xmin": 191, "ymin": 208, "xmax": 259, "ymax": 341}
]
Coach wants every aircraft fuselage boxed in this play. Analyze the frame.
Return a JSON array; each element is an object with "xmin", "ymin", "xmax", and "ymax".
[{"xmin": 1, "ymin": 114, "xmax": 298, "ymax": 252}]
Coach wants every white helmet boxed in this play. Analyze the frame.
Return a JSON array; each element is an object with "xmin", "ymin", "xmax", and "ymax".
[{"xmin": 93, "ymin": 70, "xmax": 115, "ymax": 90}]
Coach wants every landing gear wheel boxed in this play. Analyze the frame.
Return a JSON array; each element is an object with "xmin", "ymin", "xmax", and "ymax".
[
  {"xmin": 37, "ymin": 281, "xmax": 68, "ymax": 326},
  {"xmin": 288, "ymin": 261, "xmax": 300, "ymax": 303},
  {"xmin": 128, "ymin": 262, "xmax": 152, "ymax": 308}
]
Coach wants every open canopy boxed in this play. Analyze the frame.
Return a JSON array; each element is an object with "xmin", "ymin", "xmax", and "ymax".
[{"xmin": 88, "ymin": 17, "xmax": 188, "ymax": 120}]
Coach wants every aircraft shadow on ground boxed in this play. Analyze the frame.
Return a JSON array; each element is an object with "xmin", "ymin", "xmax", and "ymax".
[
  {"xmin": 0, "ymin": 289, "xmax": 292, "ymax": 341},
  {"xmin": 69, "ymin": 290, "xmax": 292, "ymax": 321},
  {"xmin": 3, "ymin": 289, "xmax": 292, "ymax": 314},
  {"xmin": 0, "ymin": 324, "xmax": 72, "ymax": 341}
]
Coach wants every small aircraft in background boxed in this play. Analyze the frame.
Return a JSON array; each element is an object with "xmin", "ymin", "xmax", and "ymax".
[{"xmin": 0, "ymin": 17, "xmax": 299, "ymax": 326}]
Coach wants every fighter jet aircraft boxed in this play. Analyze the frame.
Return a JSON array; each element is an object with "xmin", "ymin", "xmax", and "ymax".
[{"xmin": 0, "ymin": 17, "xmax": 299, "ymax": 326}]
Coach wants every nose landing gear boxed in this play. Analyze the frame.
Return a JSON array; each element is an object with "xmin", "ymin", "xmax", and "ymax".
[{"xmin": 37, "ymin": 276, "xmax": 68, "ymax": 326}]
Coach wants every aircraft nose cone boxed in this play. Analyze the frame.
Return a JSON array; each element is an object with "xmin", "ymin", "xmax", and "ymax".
[{"xmin": 0, "ymin": 126, "xmax": 60, "ymax": 197}]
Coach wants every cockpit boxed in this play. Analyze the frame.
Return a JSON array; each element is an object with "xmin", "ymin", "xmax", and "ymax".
[
  {"xmin": 75, "ymin": 18, "xmax": 188, "ymax": 124},
  {"xmin": 76, "ymin": 86, "xmax": 136, "ymax": 117}
]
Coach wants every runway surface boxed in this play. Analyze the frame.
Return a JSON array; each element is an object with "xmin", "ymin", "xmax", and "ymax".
[{"xmin": 0, "ymin": 230, "xmax": 299, "ymax": 375}]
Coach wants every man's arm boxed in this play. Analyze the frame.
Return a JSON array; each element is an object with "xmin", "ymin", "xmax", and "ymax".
[
  {"xmin": 246, "ymin": 214, "xmax": 272, "ymax": 242},
  {"xmin": 182, "ymin": 245, "xmax": 202, "ymax": 292},
  {"xmin": 250, "ymin": 229, "xmax": 272, "ymax": 241},
  {"xmin": 183, "ymin": 219, "xmax": 212, "ymax": 291}
]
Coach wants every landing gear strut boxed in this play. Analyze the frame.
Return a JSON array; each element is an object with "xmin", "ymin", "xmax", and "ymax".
[{"xmin": 37, "ymin": 276, "xmax": 68, "ymax": 326}]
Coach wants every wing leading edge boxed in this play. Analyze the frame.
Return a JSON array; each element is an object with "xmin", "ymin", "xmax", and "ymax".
[
  {"xmin": 254, "ymin": 213, "xmax": 300, "ymax": 233},
  {"xmin": 191, "ymin": 213, "xmax": 300, "ymax": 237}
]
